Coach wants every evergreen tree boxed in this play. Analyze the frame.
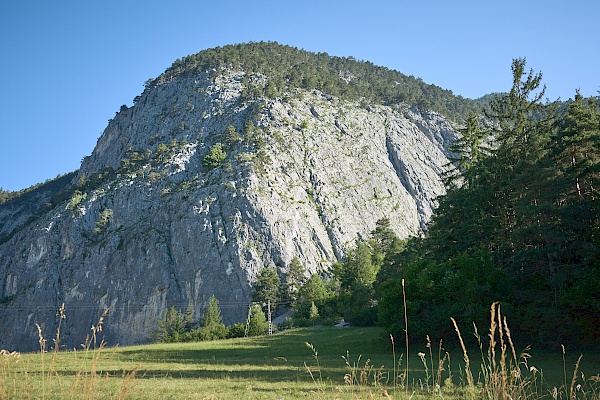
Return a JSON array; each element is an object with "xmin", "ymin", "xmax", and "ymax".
[
  {"xmin": 253, "ymin": 268, "xmax": 281, "ymax": 309},
  {"xmin": 285, "ymin": 257, "xmax": 306, "ymax": 301},
  {"xmin": 203, "ymin": 143, "xmax": 227, "ymax": 169},
  {"xmin": 183, "ymin": 303, "xmax": 195, "ymax": 331},
  {"xmin": 369, "ymin": 218, "xmax": 399, "ymax": 256},
  {"xmin": 293, "ymin": 274, "xmax": 333, "ymax": 323},
  {"xmin": 445, "ymin": 111, "xmax": 491, "ymax": 187},
  {"xmin": 549, "ymin": 93, "xmax": 600, "ymax": 342},
  {"xmin": 333, "ymin": 241, "xmax": 380, "ymax": 326},
  {"xmin": 151, "ymin": 306, "xmax": 185, "ymax": 343},
  {"xmin": 223, "ymin": 124, "xmax": 241, "ymax": 145},
  {"xmin": 198, "ymin": 296, "xmax": 227, "ymax": 340},
  {"xmin": 556, "ymin": 92, "xmax": 600, "ymax": 200},
  {"xmin": 381, "ymin": 60, "xmax": 600, "ymax": 347},
  {"xmin": 246, "ymin": 304, "xmax": 268, "ymax": 336},
  {"xmin": 478, "ymin": 58, "xmax": 556, "ymax": 266}
]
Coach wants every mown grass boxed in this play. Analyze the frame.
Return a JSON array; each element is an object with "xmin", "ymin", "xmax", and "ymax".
[{"xmin": 2, "ymin": 323, "xmax": 599, "ymax": 399}]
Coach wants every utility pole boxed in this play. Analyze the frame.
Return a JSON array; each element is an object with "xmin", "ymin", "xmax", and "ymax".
[
  {"xmin": 267, "ymin": 300, "xmax": 272, "ymax": 336},
  {"xmin": 244, "ymin": 303, "xmax": 252, "ymax": 338}
]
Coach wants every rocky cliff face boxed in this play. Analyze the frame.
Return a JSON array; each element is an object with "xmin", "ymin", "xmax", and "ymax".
[{"xmin": 0, "ymin": 66, "xmax": 457, "ymax": 351}]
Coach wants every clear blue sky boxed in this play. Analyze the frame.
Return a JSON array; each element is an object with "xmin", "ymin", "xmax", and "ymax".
[{"xmin": 1, "ymin": 0, "xmax": 598, "ymax": 191}]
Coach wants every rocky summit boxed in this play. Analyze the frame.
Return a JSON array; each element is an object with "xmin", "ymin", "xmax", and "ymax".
[{"xmin": 0, "ymin": 43, "xmax": 462, "ymax": 351}]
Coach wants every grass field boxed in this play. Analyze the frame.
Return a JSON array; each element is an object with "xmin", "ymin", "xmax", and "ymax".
[{"xmin": 1, "ymin": 325, "xmax": 599, "ymax": 399}]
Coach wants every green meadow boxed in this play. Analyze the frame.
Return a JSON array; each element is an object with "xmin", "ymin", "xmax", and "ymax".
[{"xmin": 2, "ymin": 326, "xmax": 598, "ymax": 399}]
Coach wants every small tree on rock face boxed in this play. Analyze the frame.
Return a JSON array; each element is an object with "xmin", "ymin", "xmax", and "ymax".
[
  {"xmin": 223, "ymin": 125, "xmax": 241, "ymax": 145},
  {"xmin": 93, "ymin": 208, "xmax": 113, "ymax": 234},
  {"xmin": 203, "ymin": 143, "xmax": 227, "ymax": 169},
  {"xmin": 154, "ymin": 143, "xmax": 170, "ymax": 162}
]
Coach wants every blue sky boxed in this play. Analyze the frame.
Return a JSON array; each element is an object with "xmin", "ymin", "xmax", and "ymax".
[{"xmin": 1, "ymin": 1, "xmax": 598, "ymax": 191}]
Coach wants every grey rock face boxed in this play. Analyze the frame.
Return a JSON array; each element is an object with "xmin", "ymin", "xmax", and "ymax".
[{"xmin": 0, "ymin": 69, "xmax": 456, "ymax": 351}]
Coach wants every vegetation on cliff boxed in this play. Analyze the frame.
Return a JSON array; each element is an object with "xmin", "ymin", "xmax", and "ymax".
[{"xmin": 147, "ymin": 41, "xmax": 482, "ymax": 122}]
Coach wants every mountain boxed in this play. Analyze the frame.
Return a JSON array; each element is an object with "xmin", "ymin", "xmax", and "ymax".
[{"xmin": 0, "ymin": 42, "xmax": 468, "ymax": 351}]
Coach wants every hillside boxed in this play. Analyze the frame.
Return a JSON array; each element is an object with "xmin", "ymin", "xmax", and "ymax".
[{"xmin": 0, "ymin": 43, "xmax": 470, "ymax": 351}]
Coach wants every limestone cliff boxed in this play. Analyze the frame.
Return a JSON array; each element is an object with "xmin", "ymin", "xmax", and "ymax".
[{"xmin": 0, "ymin": 49, "xmax": 458, "ymax": 351}]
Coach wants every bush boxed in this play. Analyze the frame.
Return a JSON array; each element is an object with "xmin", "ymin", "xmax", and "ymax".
[{"xmin": 227, "ymin": 322, "xmax": 247, "ymax": 338}]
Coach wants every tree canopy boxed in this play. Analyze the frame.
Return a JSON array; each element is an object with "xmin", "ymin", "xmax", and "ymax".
[
  {"xmin": 276, "ymin": 59, "xmax": 599, "ymax": 349},
  {"xmin": 378, "ymin": 59, "xmax": 600, "ymax": 348}
]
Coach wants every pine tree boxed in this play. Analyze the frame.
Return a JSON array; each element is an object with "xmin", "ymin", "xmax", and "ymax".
[
  {"xmin": 285, "ymin": 257, "xmax": 306, "ymax": 301},
  {"xmin": 445, "ymin": 111, "xmax": 491, "ymax": 187},
  {"xmin": 200, "ymin": 296, "xmax": 227, "ymax": 340},
  {"xmin": 556, "ymin": 92, "xmax": 600, "ymax": 200},
  {"xmin": 246, "ymin": 304, "xmax": 268, "ymax": 336},
  {"xmin": 183, "ymin": 303, "xmax": 195, "ymax": 331},
  {"xmin": 484, "ymin": 58, "xmax": 555, "ymax": 266},
  {"xmin": 202, "ymin": 143, "xmax": 227, "ymax": 168},
  {"xmin": 253, "ymin": 268, "xmax": 281, "ymax": 309},
  {"xmin": 151, "ymin": 306, "xmax": 185, "ymax": 343}
]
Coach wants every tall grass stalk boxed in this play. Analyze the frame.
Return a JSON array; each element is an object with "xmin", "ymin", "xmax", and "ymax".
[
  {"xmin": 451, "ymin": 317, "xmax": 475, "ymax": 398},
  {"xmin": 304, "ymin": 341, "xmax": 326, "ymax": 396},
  {"xmin": 402, "ymin": 278, "xmax": 409, "ymax": 398},
  {"xmin": 0, "ymin": 350, "xmax": 21, "ymax": 399},
  {"xmin": 390, "ymin": 334, "xmax": 397, "ymax": 393},
  {"xmin": 1, "ymin": 305, "xmax": 142, "ymax": 399},
  {"xmin": 36, "ymin": 323, "xmax": 47, "ymax": 399},
  {"xmin": 562, "ymin": 344, "xmax": 568, "ymax": 397}
]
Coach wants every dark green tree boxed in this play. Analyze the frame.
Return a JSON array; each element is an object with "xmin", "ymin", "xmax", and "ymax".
[
  {"xmin": 369, "ymin": 218, "xmax": 399, "ymax": 255},
  {"xmin": 548, "ymin": 92, "xmax": 600, "ymax": 343},
  {"xmin": 151, "ymin": 306, "xmax": 185, "ymax": 343},
  {"xmin": 285, "ymin": 257, "xmax": 306, "ymax": 301},
  {"xmin": 445, "ymin": 111, "xmax": 491, "ymax": 187},
  {"xmin": 246, "ymin": 304, "xmax": 268, "ymax": 336},
  {"xmin": 223, "ymin": 124, "xmax": 241, "ymax": 145},
  {"xmin": 183, "ymin": 303, "xmax": 195, "ymax": 331},
  {"xmin": 333, "ymin": 241, "xmax": 380, "ymax": 326},
  {"xmin": 253, "ymin": 268, "xmax": 281, "ymax": 308},
  {"xmin": 198, "ymin": 296, "xmax": 227, "ymax": 340},
  {"xmin": 556, "ymin": 91, "xmax": 600, "ymax": 200},
  {"xmin": 383, "ymin": 60, "xmax": 600, "ymax": 347},
  {"xmin": 293, "ymin": 274, "xmax": 334, "ymax": 323}
]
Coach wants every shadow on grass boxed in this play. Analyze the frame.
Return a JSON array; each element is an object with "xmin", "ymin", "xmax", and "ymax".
[{"xmin": 104, "ymin": 327, "xmax": 395, "ymax": 383}]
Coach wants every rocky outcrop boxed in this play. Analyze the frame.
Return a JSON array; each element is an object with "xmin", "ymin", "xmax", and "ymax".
[{"xmin": 0, "ymin": 67, "xmax": 457, "ymax": 351}]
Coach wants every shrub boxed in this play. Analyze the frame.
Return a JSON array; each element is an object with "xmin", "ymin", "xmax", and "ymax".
[{"xmin": 203, "ymin": 143, "xmax": 227, "ymax": 168}]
